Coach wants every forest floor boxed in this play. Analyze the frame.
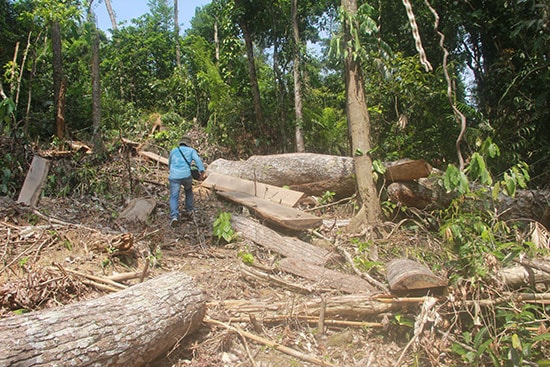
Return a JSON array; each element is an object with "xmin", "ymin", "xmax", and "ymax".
[{"xmin": 0, "ymin": 132, "xmax": 491, "ymax": 367}]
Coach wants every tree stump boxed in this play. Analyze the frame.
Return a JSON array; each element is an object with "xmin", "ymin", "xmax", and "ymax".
[
  {"xmin": 0, "ymin": 271, "xmax": 205, "ymax": 367},
  {"xmin": 386, "ymin": 258, "xmax": 447, "ymax": 294}
]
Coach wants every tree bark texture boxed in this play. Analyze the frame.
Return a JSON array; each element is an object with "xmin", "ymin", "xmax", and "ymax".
[
  {"xmin": 91, "ymin": 18, "xmax": 103, "ymax": 154},
  {"xmin": 342, "ymin": 0, "xmax": 381, "ymax": 227},
  {"xmin": 0, "ymin": 272, "xmax": 206, "ymax": 367},
  {"xmin": 233, "ymin": 2, "xmax": 264, "ymax": 132},
  {"xmin": 104, "ymin": 0, "xmax": 118, "ymax": 31},
  {"xmin": 51, "ymin": 21, "xmax": 65, "ymax": 138},
  {"xmin": 232, "ymin": 215, "xmax": 333, "ymax": 266},
  {"xmin": 292, "ymin": 0, "xmax": 305, "ymax": 152},
  {"xmin": 207, "ymin": 153, "xmax": 356, "ymax": 198}
]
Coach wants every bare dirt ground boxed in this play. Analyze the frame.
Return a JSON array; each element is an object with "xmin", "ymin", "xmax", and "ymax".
[{"xmin": 0, "ymin": 134, "xmax": 456, "ymax": 367}]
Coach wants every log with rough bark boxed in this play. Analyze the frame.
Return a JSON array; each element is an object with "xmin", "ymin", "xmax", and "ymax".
[
  {"xmin": 0, "ymin": 271, "xmax": 205, "ymax": 367},
  {"xmin": 386, "ymin": 258, "xmax": 447, "ymax": 293},
  {"xmin": 232, "ymin": 215, "xmax": 333, "ymax": 265},
  {"xmin": 387, "ymin": 179, "xmax": 549, "ymax": 225},
  {"xmin": 499, "ymin": 262, "xmax": 550, "ymax": 289},
  {"xmin": 207, "ymin": 153, "xmax": 356, "ymax": 198}
]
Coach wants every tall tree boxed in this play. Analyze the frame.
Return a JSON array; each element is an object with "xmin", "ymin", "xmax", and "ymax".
[
  {"xmin": 51, "ymin": 20, "xmax": 66, "ymax": 138},
  {"xmin": 341, "ymin": 0, "xmax": 382, "ymax": 229},
  {"xmin": 104, "ymin": 0, "xmax": 117, "ymax": 31},
  {"xmin": 87, "ymin": 0, "xmax": 103, "ymax": 153},
  {"xmin": 233, "ymin": 0, "xmax": 266, "ymax": 133},
  {"xmin": 174, "ymin": 0, "xmax": 181, "ymax": 68},
  {"xmin": 291, "ymin": 0, "xmax": 305, "ymax": 152}
]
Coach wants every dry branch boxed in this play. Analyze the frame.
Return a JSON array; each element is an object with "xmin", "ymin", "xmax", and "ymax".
[{"xmin": 205, "ymin": 317, "xmax": 339, "ymax": 367}]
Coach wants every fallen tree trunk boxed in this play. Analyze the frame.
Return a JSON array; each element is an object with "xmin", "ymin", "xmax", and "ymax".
[
  {"xmin": 207, "ymin": 153, "xmax": 356, "ymax": 198},
  {"xmin": 277, "ymin": 258, "xmax": 375, "ymax": 294},
  {"xmin": 387, "ymin": 180, "xmax": 549, "ymax": 225},
  {"xmin": 0, "ymin": 271, "xmax": 205, "ymax": 367},
  {"xmin": 232, "ymin": 215, "xmax": 333, "ymax": 265}
]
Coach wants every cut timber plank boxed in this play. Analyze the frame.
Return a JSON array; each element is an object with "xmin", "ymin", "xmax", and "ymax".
[
  {"xmin": 17, "ymin": 156, "xmax": 51, "ymax": 207},
  {"xmin": 138, "ymin": 150, "xmax": 168, "ymax": 166},
  {"xmin": 232, "ymin": 215, "xmax": 332, "ymax": 266},
  {"xmin": 218, "ymin": 191, "xmax": 322, "ymax": 231},
  {"xmin": 202, "ymin": 172, "xmax": 304, "ymax": 207},
  {"xmin": 277, "ymin": 258, "xmax": 375, "ymax": 294},
  {"xmin": 386, "ymin": 258, "xmax": 447, "ymax": 292}
]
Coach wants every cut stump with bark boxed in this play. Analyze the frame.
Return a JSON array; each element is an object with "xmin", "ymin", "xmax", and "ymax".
[
  {"xmin": 384, "ymin": 159, "xmax": 432, "ymax": 183},
  {"xmin": 386, "ymin": 258, "xmax": 447, "ymax": 294},
  {"xmin": 0, "ymin": 271, "xmax": 206, "ymax": 367}
]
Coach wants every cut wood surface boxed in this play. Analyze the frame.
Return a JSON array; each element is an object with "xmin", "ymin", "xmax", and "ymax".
[
  {"xmin": 384, "ymin": 159, "xmax": 432, "ymax": 182},
  {"xmin": 232, "ymin": 215, "xmax": 332, "ymax": 266},
  {"xmin": 17, "ymin": 155, "xmax": 51, "ymax": 207},
  {"xmin": 0, "ymin": 272, "xmax": 205, "ymax": 367},
  {"xmin": 202, "ymin": 172, "xmax": 304, "ymax": 207},
  {"xmin": 218, "ymin": 191, "xmax": 322, "ymax": 231},
  {"xmin": 386, "ymin": 258, "xmax": 447, "ymax": 292},
  {"xmin": 277, "ymin": 258, "xmax": 375, "ymax": 294}
]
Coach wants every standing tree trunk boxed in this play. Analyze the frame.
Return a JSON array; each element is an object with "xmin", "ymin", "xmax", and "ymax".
[
  {"xmin": 104, "ymin": 0, "xmax": 118, "ymax": 31},
  {"xmin": 342, "ymin": 0, "xmax": 381, "ymax": 229},
  {"xmin": 51, "ymin": 20, "xmax": 65, "ymax": 138},
  {"xmin": 238, "ymin": 17, "xmax": 265, "ymax": 133},
  {"xmin": 89, "ymin": 7, "xmax": 103, "ymax": 154},
  {"xmin": 292, "ymin": 0, "xmax": 305, "ymax": 152},
  {"xmin": 174, "ymin": 0, "xmax": 181, "ymax": 68}
]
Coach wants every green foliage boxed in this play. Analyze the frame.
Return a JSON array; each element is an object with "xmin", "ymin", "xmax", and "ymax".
[
  {"xmin": 319, "ymin": 191, "xmax": 335, "ymax": 205},
  {"xmin": 213, "ymin": 211, "xmax": 238, "ymax": 244},
  {"xmin": 238, "ymin": 250, "xmax": 254, "ymax": 265},
  {"xmin": 0, "ymin": 97, "xmax": 15, "ymax": 135}
]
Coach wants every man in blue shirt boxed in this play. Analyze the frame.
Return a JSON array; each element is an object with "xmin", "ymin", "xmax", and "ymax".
[{"xmin": 168, "ymin": 136, "xmax": 205, "ymax": 227}]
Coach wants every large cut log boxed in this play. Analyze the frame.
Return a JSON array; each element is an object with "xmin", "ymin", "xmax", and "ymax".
[
  {"xmin": 207, "ymin": 153, "xmax": 356, "ymax": 198},
  {"xmin": 386, "ymin": 258, "xmax": 447, "ymax": 294},
  {"xmin": 498, "ymin": 262, "xmax": 550, "ymax": 289},
  {"xmin": 384, "ymin": 159, "xmax": 432, "ymax": 182},
  {"xmin": 387, "ymin": 180, "xmax": 549, "ymax": 226},
  {"xmin": 202, "ymin": 172, "xmax": 305, "ymax": 207},
  {"xmin": 277, "ymin": 258, "xmax": 375, "ymax": 294},
  {"xmin": 0, "ymin": 272, "xmax": 205, "ymax": 367},
  {"xmin": 218, "ymin": 191, "xmax": 322, "ymax": 231},
  {"xmin": 232, "ymin": 215, "xmax": 332, "ymax": 265}
]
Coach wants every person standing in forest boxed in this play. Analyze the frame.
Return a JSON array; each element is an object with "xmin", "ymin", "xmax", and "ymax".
[{"xmin": 168, "ymin": 136, "xmax": 205, "ymax": 227}]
